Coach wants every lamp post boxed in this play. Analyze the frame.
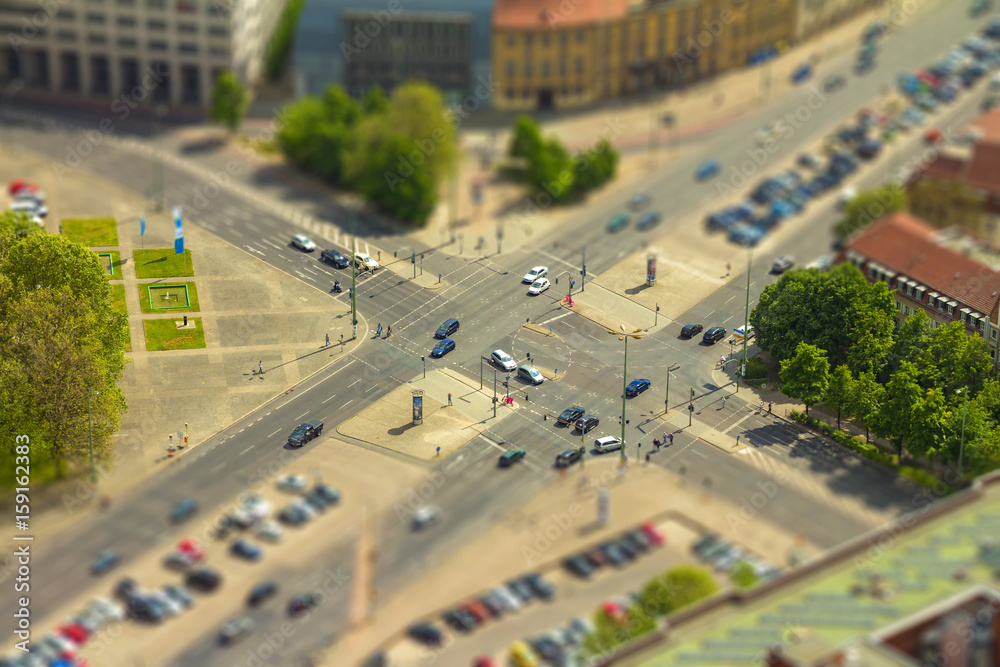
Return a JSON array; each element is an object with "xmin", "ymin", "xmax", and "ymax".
[
  {"xmin": 350, "ymin": 212, "xmax": 358, "ymax": 339},
  {"xmin": 581, "ymin": 246, "xmax": 587, "ymax": 292},
  {"xmin": 665, "ymin": 364, "xmax": 674, "ymax": 414},
  {"xmin": 608, "ymin": 325, "xmax": 645, "ymax": 462},
  {"xmin": 87, "ymin": 389, "xmax": 100, "ymax": 483},
  {"xmin": 740, "ymin": 247, "xmax": 753, "ymax": 388}
]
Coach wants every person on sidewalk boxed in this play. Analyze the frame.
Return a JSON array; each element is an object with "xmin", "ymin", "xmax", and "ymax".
[
  {"xmin": 768, "ymin": 401, "xmax": 773, "ymax": 413},
  {"xmin": 448, "ymin": 392, "xmax": 453, "ymax": 406},
  {"xmin": 376, "ymin": 323, "xmax": 382, "ymax": 337},
  {"xmin": 721, "ymin": 395, "xmax": 726, "ymax": 408},
  {"xmin": 386, "ymin": 325, "xmax": 391, "ymax": 337},
  {"xmin": 720, "ymin": 355, "xmax": 726, "ymax": 368},
  {"xmin": 668, "ymin": 433, "xmax": 674, "ymax": 446},
  {"xmin": 325, "ymin": 333, "xmax": 329, "ymax": 347},
  {"xmin": 258, "ymin": 361, "xmax": 263, "ymax": 374},
  {"xmin": 645, "ymin": 453, "xmax": 651, "ymax": 465},
  {"xmin": 759, "ymin": 399, "xmax": 764, "ymax": 413}
]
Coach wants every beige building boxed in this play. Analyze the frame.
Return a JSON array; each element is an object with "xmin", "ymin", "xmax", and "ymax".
[
  {"xmin": 795, "ymin": 0, "xmax": 884, "ymax": 41},
  {"xmin": 0, "ymin": 0, "xmax": 285, "ymax": 109}
]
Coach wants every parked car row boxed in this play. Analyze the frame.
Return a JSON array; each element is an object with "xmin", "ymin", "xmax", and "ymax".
[
  {"xmin": 692, "ymin": 533, "xmax": 782, "ymax": 580},
  {"xmin": 6, "ymin": 595, "xmax": 123, "ymax": 665},
  {"xmin": 562, "ymin": 523, "xmax": 665, "ymax": 579},
  {"xmin": 7, "ymin": 179, "xmax": 47, "ymax": 227},
  {"xmin": 407, "ymin": 574, "xmax": 557, "ymax": 646}
]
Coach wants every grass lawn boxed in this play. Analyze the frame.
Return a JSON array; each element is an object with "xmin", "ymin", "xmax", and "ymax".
[
  {"xmin": 110, "ymin": 284, "xmax": 131, "ymax": 352},
  {"xmin": 138, "ymin": 281, "xmax": 200, "ymax": 314},
  {"xmin": 97, "ymin": 250, "xmax": 122, "ymax": 278},
  {"xmin": 134, "ymin": 248, "xmax": 195, "ymax": 278},
  {"xmin": 144, "ymin": 317, "xmax": 206, "ymax": 351},
  {"xmin": 62, "ymin": 218, "xmax": 119, "ymax": 247}
]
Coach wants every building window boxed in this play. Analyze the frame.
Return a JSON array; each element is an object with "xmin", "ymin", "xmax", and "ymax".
[
  {"xmin": 576, "ymin": 56, "xmax": 583, "ymax": 74},
  {"xmin": 560, "ymin": 32, "xmax": 568, "ymax": 46},
  {"xmin": 542, "ymin": 60, "xmax": 550, "ymax": 77},
  {"xmin": 57, "ymin": 30, "xmax": 76, "ymax": 42},
  {"xmin": 147, "ymin": 19, "xmax": 166, "ymax": 30},
  {"xmin": 506, "ymin": 61, "xmax": 514, "ymax": 77},
  {"xmin": 993, "ymin": 330, "xmax": 998, "ymax": 340},
  {"xmin": 894, "ymin": 301, "xmax": 900, "ymax": 310},
  {"xmin": 86, "ymin": 12, "xmax": 105, "ymax": 24},
  {"xmin": 177, "ymin": 22, "xmax": 197, "ymax": 34},
  {"xmin": 88, "ymin": 33, "xmax": 106, "ymax": 44},
  {"xmin": 506, "ymin": 88, "xmax": 514, "ymax": 100},
  {"xmin": 178, "ymin": 42, "xmax": 198, "ymax": 54},
  {"xmin": 58, "ymin": 10, "xmax": 76, "ymax": 21},
  {"xmin": 980, "ymin": 320, "xmax": 986, "ymax": 330},
  {"xmin": 524, "ymin": 33, "xmax": 532, "ymax": 47},
  {"xmin": 506, "ymin": 32, "xmax": 515, "ymax": 47},
  {"xmin": 559, "ymin": 59, "xmax": 566, "ymax": 76},
  {"xmin": 576, "ymin": 84, "xmax": 583, "ymax": 94},
  {"xmin": 542, "ymin": 32, "xmax": 550, "ymax": 47},
  {"xmin": 948, "ymin": 304, "xmax": 955, "ymax": 315},
  {"xmin": 524, "ymin": 62, "xmax": 532, "ymax": 78},
  {"xmin": 176, "ymin": 0, "xmax": 197, "ymax": 13},
  {"xmin": 577, "ymin": 28, "xmax": 585, "ymax": 42},
  {"xmin": 208, "ymin": 26, "xmax": 227, "ymax": 37},
  {"xmin": 118, "ymin": 36, "xmax": 137, "ymax": 48},
  {"xmin": 208, "ymin": 46, "xmax": 228, "ymax": 58},
  {"xmin": 904, "ymin": 305, "xmax": 911, "ymax": 315},
  {"xmin": 116, "ymin": 16, "xmax": 136, "ymax": 27},
  {"xmin": 148, "ymin": 39, "xmax": 168, "ymax": 51},
  {"xmin": 522, "ymin": 88, "xmax": 531, "ymax": 99}
]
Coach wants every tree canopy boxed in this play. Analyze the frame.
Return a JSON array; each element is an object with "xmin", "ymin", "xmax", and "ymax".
[
  {"xmin": 835, "ymin": 185, "xmax": 907, "ymax": 240},
  {"xmin": 780, "ymin": 342, "xmax": 831, "ymax": 415},
  {"xmin": 209, "ymin": 71, "xmax": 249, "ymax": 133}
]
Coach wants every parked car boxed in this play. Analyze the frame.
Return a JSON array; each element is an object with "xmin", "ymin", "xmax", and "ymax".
[
  {"xmin": 219, "ymin": 616, "xmax": 255, "ymax": 645},
  {"xmin": 628, "ymin": 192, "xmax": 650, "ymax": 210},
  {"xmin": 230, "ymin": 538, "xmax": 263, "ymax": 561},
  {"xmin": 556, "ymin": 406, "xmax": 585, "ymax": 426},
  {"xmin": 170, "ymin": 498, "xmax": 198, "ymax": 524},
  {"xmin": 518, "ymin": 365, "xmax": 544, "ymax": 385},
  {"xmin": 625, "ymin": 379, "xmax": 651, "ymax": 397},
  {"xmin": 288, "ymin": 593, "xmax": 319, "ymax": 616},
  {"xmin": 555, "ymin": 448, "xmax": 583, "ymax": 467},
  {"xmin": 443, "ymin": 607, "xmax": 477, "ymax": 633},
  {"xmin": 575, "ymin": 416, "xmax": 600, "ymax": 433},
  {"xmin": 772, "ymin": 256, "xmax": 795, "ymax": 273},
  {"xmin": 185, "ymin": 568, "xmax": 222, "ymax": 592},
  {"xmin": 491, "ymin": 349, "xmax": 517, "ymax": 372},
  {"xmin": 435, "ymin": 318, "xmax": 460, "ymax": 338},
  {"xmin": 287, "ymin": 420, "xmax": 323, "ymax": 447},
  {"xmin": 594, "ymin": 436, "xmax": 622, "ymax": 453},
  {"xmin": 91, "ymin": 549, "xmax": 121, "ymax": 576},
  {"xmin": 430, "ymin": 339, "xmax": 455, "ymax": 358},
  {"xmin": 856, "ymin": 138, "xmax": 882, "ymax": 159},
  {"xmin": 523, "ymin": 574, "xmax": 555, "ymax": 600},
  {"xmin": 291, "ymin": 234, "xmax": 316, "ymax": 252},
  {"xmin": 606, "ymin": 213, "xmax": 630, "ymax": 232},
  {"xmin": 320, "ymin": 249, "xmax": 349, "ymax": 268},
  {"xmin": 522, "ymin": 266, "xmax": 548, "ymax": 284},
  {"xmin": 822, "ymin": 74, "xmax": 846, "ymax": 92},
  {"xmin": 702, "ymin": 327, "xmax": 727, "ymax": 344},
  {"xmin": 563, "ymin": 555, "xmax": 595, "ymax": 579},
  {"xmin": 680, "ymin": 323, "xmax": 703, "ymax": 338},
  {"xmin": 407, "ymin": 622, "xmax": 444, "ymax": 646},
  {"xmin": 247, "ymin": 581, "xmax": 278, "ymax": 607},
  {"xmin": 313, "ymin": 483, "xmax": 341, "ymax": 505},
  {"xmin": 276, "ymin": 474, "xmax": 308, "ymax": 493},
  {"xmin": 636, "ymin": 211, "xmax": 662, "ymax": 230},
  {"xmin": 498, "ymin": 448, "xmax": 526, "ymax": 467},
  {"xmin": 696, "ymin": 159, "xmax": 721, "ymax": 180}
]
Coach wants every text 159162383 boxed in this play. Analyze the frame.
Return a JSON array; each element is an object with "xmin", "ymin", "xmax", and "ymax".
[{"xmin": 13, "ymin": 434, "xmax": 31, "ymax": 652}]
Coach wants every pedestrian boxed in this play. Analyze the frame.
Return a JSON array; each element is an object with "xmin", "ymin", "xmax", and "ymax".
[
  {"xmin": 325, "ymin": 333, "xmax": 330, "ymax": 347},
  {"xmin": 655, "ymin": 439, "xmax": 661, "ymax": 452},
  {"xmin": 768, "ymin": 401, "xmax": 773, "ymax": 413},
  {"xmin": 258, "ymin": 360, "xmax": 263, "ymax": 374},
  {"xmin": 645, "ymin": 453, "xmax": 651, "ymax": 465},
  {"xmin": 720, "ymin": 354, "xmax": 726, "ymax": 367},
  {"xmin": 721, "ymin": 395, "xmax": 726, "ymax": 408},
  {"xmin": 726, "ymin": 262, "xmax": 731, "ymax": 275},
  {"xmin": 668, "ymin": 433, "xmax": 674, "ymax": 446},
  {"xmin": 377, "ymin": 323, "xmax": 382, "ymax": 335},
  {"xmin": 436, "ymin": 446, "xmax": 441, "ymax": 457},
  {"xmin": 448, "ymin": 392, "xmax": 453, "ymax": 406},
  {"xmin": 387, "ymin": 325, "xmax": 391, "ymax": 337},
  {"xmin": 759, "ymin": 399, "xmax": 764, "ymax": 413}
]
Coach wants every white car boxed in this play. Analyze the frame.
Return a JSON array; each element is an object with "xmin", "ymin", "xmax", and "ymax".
[
  {"xmin": 594, "ymin": 436, "xmax": 622, "ymax": 453},
  {"xmin": 523, "ymin": 266, "xmax": 548, "ymax": 284},
  {"xmin": 290, "ymin": 498, "xmax": 316, "ymax": 518},
  {"xmin": 277, "ymin": 474, "xmax": 308, "ymax": 493},
  {"xmin": 837, "ymin": 187, "xmax": 857, "ymax": 209},
  {"xmin": 14, "ymin": 193, "xmax": 47, "ymax": 217},
  {"xmin": 491, "ymin": 349, "xmax": 517, "ymax": 372},
  {"xmin": 291, "ymin": 234, "xmax": 316, "ymax": 252},
  {"xmin": 411, "ymin": 506, "xmax": 439, "ymax": 530},
  {"xmin": 89, "ymin": 597, "xmax": 125, "ymax": 623},
  {"xmin": 528, "ymin": 278, "xmax": 551, "ymax": 295},
  {"xmin": 9, "ymin": 199, "xmax": 44, "ymax": 218},
  {"xmin": 755, "ymin": 123, "xmax": 778, "ymax": 146},
  {"xmin": 355, "ymin": 253, "xmax": 379, "ymax": 270},
  {"xmin": 490, "ymin": 585, "xmax": 521, "ymax": 613},
  {"xmin": 255, "ymin": 520, "xmax": 284, "ymax": 543}
]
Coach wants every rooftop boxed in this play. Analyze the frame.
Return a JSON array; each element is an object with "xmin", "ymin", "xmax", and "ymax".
[
  {"xmin": 844, "ymin": 212, "xmax": 1000, "ymax": 317},
  {"xmin": 620, "ymin": 473, "xmax": 1000, "ymax": 666}
]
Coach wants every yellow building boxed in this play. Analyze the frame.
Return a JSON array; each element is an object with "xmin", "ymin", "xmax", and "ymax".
[{"xmin": 492, "ymin": 0, "xmax": 797, "ymax": 111}]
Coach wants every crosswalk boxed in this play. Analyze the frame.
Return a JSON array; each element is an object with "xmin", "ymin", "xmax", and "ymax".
[{"xmin": 735, "ymin": 444, "xmax": 892, "ymax": 529}]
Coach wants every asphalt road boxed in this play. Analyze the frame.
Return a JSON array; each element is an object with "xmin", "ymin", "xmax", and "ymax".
[{"xmin": 3, "ymin": 3, "xmax": 992, "ymax": 662}]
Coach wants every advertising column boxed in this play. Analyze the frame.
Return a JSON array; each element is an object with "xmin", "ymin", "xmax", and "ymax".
[{"xmin": 412, "ymin": 390, "xmax": 423, "ymax": 426}]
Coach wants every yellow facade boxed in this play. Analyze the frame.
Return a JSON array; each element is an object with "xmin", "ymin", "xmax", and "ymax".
[{"xmin": 493, "ymin": 0, "xmax": 798, "ymax": 111}]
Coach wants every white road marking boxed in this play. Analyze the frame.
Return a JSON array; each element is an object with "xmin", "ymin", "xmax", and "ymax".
[
  {"xmin": 263, "ymin": 239, "xmax": 282, "ymax": 250},
  {"xmin": 268, "ymin": 428, "xmax": 281, "ymax": 437},
  {"xmin": 210, "ymin": 462, "xmax": 225, "ymax": 473},
  {"xmin": 342, "ymin": 399, "xmax": 355, "ymax": 409},
  {"xmin": 322, "ymin": 394, "xmax": 337, "ymax": 404},
  {"xmin": 239, "ymin": 445, "xmax": 253, "ymax": 456},
  {"xmin": 349, "ymin": 378, "xmax": 362, "ymax": 388},
  {"xmin": 539, "ymin": 312, "xmax": 572, "ymax": 326},
  {"xmin": 296, "ymin": 411, "xmax": 309, "ymax": 420}
]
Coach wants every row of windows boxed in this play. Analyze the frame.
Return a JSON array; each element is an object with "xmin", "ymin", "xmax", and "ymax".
[
  {"xmin": 75, "ymin": 14, "xmax": 226, "ymax": 36},
  {"xmin": 56, "ymin": 31, "xmax": 224, "ymax": 55},
  {"xmin": 84, "ymin": 0, "xmax": 227, "ymax": 16},
  {"xmin": 357, "ymin": 43, "xmax": 466, "ymax": 58},
  {"xmin": 507, "ymin": 57, "xmax": 585, "ymax": 78},
  {"xmin": 505, "ymin": 85, "xmax": 586, "ymax": 100}
]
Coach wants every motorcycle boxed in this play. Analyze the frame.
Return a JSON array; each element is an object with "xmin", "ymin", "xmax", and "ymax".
[{"xmin": 331, "ymin": 284, "xmax": 342, "ymax": 293}]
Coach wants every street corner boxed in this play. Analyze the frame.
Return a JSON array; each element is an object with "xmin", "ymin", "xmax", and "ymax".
[
  {"xmin": 559, "ymin": 298, "xmax": 636, "ymax": 335},
  {"xmin": 522, "ymin": 322, "xmax": 561, "ymax": 339}
]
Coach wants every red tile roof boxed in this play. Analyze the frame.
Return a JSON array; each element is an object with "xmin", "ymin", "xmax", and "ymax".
[
  {"xmin": 971, "ymin": 108, "xmax": 1000, "ymax": 145},
  {"xmin": 493, "ymin": 0, "xmax": 631, "ymax": 29},
  {"xmin": 962, "ymin": 143, "xmax": 1000, "ymax": 192},
  {"xmin": 845, "ymin": 211, "xmax": 1000, "ymax": 317}
]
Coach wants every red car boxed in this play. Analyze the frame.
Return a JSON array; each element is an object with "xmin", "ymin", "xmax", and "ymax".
[
  {"xmin": 178, "ymin": 538, "xmax": 205, "ymax": 561},
  {"xmin": 473, "ymin": 657, "xmax": 496, "ymax": 667},
  {"xmin": 924, "ymin": 128, "xmax": 943, "ymax": 144},
  {"xmin": 59, "ymin": 624, "xmax": 90, "ymax": 645},
  {"xmin": 464, "ymin": 601, "xmax": 489, "ymax": 624},
  {"xmin": 641, "ymin": 521, "xmax": 665, "ymax": 546}
]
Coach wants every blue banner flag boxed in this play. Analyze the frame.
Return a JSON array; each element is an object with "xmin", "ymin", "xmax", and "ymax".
[
  {"xmin": 173, "ymin": 207, "xmax": 183, "ymax": 254},
  {"xmin": 140, "ymin": 216, "xmax": 145, "ymax": 237}
]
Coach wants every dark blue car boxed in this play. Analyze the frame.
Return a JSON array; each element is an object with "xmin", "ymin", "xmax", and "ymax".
[
  {"xmin": 435, "ymin": 318, "xmax": 459, "ymax": 339},
  {"xmin": 431, "ymin": 339, "xmax": 455, "ymax": 358},
  {"xmin": 320, "ymin": 250, "xmax": 350, "ymax": 268},
  {"xmin": 91, "ymin": 549, "xmax": 121, "ymax": 576},
  {"xmin": 171, "ymin": 498, "xmax": 198, "ymax": 524},
  {"xmin": 696, "ymin": 159, "xmax": 721, "ymax": 180},
  {"xmin": 625, "ymin": 379, "xmax": 651, "ymax": 397}
]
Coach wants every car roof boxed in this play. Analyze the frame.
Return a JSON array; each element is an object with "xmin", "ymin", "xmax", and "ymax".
[
  {"xmin": 436, "ymin": 338, "xmax": 453, "ymax": 345},
  {"xmin": 519, "ymin": 365, "xmax": 537, "ymax": 372},
  {"xmin": 596, "ymin": 436, "xmax": 618, "ymax": 443},
  {"xmin": 442, "ymin": 318, "xmax": 458, "ymax": 325},
  {"xmin": 304, "ymin": 420, "xmax": 322, "ymax": 427},
  {"xmin": 493, "ymin": 349, "xmax": 509, "ymax": 357}
]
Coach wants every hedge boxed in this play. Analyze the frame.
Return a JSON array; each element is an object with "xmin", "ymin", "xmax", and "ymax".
[{"xmin": 743, "ymin": 356, "xmax": 768, "ymax": 380}]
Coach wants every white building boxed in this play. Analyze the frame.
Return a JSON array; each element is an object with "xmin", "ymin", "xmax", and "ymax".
[{"xmin": 0, "ymin": 0, "xmax": 285, "ymax": 108}]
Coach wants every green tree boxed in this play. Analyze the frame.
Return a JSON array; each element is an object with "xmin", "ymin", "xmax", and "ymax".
[
  {"xmin": 873, "ymin": 361, "xmax": 922, "ymax": 461},
  {"xmin": 508, "ymin": 115, "xmax": 543, "ymax": 159},
  {"xmin": 835, "ymin": 184, "xmax": 907, "ymax": 240},
  {"xmin": 278, "ymin": 87, "xmax": 361, "ymax": 185},
  {"xmin": 573, "ymin": 138, "xmax": 620, "ymax": 193},
  {"xmin": 0, "ymin": 210, "xmax": 42, "ymax": 236},
  {"xmin": 639, "ymin": 565, "xmax": 718, "ymax": 617},
  {"xmin": 264, "ymin": 0, "xmax": 306, "ymax": 82},
  {"xmin": 885, "ymin": 308, "xmax": 931, "ymax": 377},
  {"xmin": 825, "ymin": 365, "xmax": 854, "ymax": 429},
  {"xmin": 731, "ymin": 561, "xmax": 758, "ymax": 589},
  {"xmin": 915, "ymin": 321, "xmax": 992, "ymax": 396},
  {"xmin": 524, "ymin": 138, "xmax": 574, "ymax": 202},
  {"xmin": 907, "ymin": 387, "xmax": 950, "ymax": 460},
  {"xmin": 909, "ymin": 178, "xmax": 988, "ymax": 233},
  {"xmin": 209, "ymin": 71, "xmax": 249, "ymax": 133},
  {"xmin": 848, "ymin": 371, "xmax": 884, "ymax": 442},
  {"xmin": 381, "ymin": 82, "xmax": 456, "ymax": 181},
  {"xmin": 582, "ymin": 603, "xmax": 658, "ymax": 658},
  {"xmin": 780, "ymin": 343, "xmax": 831, "ymax": 415},
  {"xmin": 352, "ymin": 134, "xmax": 438, "ymax": 225},
  {"xmin": 362, "ymin": 85, "xmax": 390, "ymax": 114}
]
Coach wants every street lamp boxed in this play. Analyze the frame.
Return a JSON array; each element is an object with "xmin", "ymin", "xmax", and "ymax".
[
  {"xmin": 739, "ymin": 246, "xmax": 754, "ymax": 390},
  {"xmin": 87, "ymin": 389, "xmax": 100, "ymax": 483},
  {"xmin": 608, "ymin": 325, "xmax": 645, "ymax": 462}
]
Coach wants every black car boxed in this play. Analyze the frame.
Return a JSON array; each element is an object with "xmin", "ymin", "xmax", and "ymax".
[
  {"xmin": 556, "ymin": 406, "xmax": 585, "ymax": 426},
  {"xmin": 407, "ymin": 622, "xmax": 444, "ymax": 646},
  {"xmin": 599, "ymin": 541, "xmax": 630, "ymax": 567},
  {"xmin": 91, "ymin": 549, "xmax": 121, "ymax": 576},
  {"xmin": 313, "ymin": 483, "xmax": 341, "ymax": 505},
  {"xmin": 185, "ymin": 568, "xmax": 222, "ymax": 592},
  {"xmin": 170, "ymin": 498, "xmax": 198, "ymax": 524},
  {"xmin": 506, "ymin": 578, "xmax": 533, "ymax": 603},
  {"xmin": 288, "ymin": 593, "xmax": 318, "ymax": 616},
  {"xmin": 320, "ymin": 249, "xmax": 349, "ymax": 268},
  {"xmin": 303, "ymin": 491, "xmax": 329, "ymax": 512},
  {"xmin": 575, "ymin": 416, "xmax": 599, "ymax": 433},
  {"xmin": 636, "ymin": 211, "xmax": 662, "ymax": 230},
  {"xmin": 822, "ymin": 74, "xmax": 846, "ymax": 92},
  {"xmin": 287, "ymin": 419, "xmax": 323, "ymax": 447},
  {"xmin": 703, "ymin": 327, "xmax": 726, "ymax": 344},
  {"xmin": 125, "ymin": 594, "xmax": 165, "ymax": 623},
  {"xmin": 247, "ymin": 581, "xmax": 278, "ymax": 607},
  {"xmin": 114, "ymin": 577, "xmax": 139, "ymax": 601},
  {"xmin": 523, "ymin": 573, "xmax": 555, "ymax": 600},
  {"xmin": 531, "ymin": 636, "xmax": 564, "ymax": 662},
  {"xmin": 680, "ymin": 323, "xmax": 703, "ymax": 338},
  {"xmin": 435, "ymin": 318, "xmax": 460, "ymax": 338},
  {"xmin": 563, "ymin": 555, "xmax": 595, "ymax": 579},
  {"xmin": 555, "ymin": 448, "xmax": 583, "ymax": 467},
  {"xmin": 443, "ymin": 608, "xmax": 477, "ymax": 633},
  {"xmin": 624, "ymin": 528, "xmax": 653, "ymax": 553}
]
